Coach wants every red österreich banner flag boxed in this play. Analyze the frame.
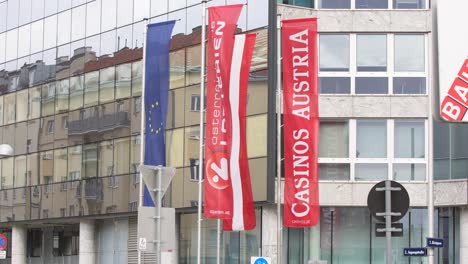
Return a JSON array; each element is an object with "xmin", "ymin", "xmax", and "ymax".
[
  {"xmin": 223, "ymin": 33, "xmax": 257, "ymax": 231},
  {"xmin": 204, "ymin": 4, "xmax": 243, "ymax": 219},
  {"xmin": 282, "ymin": 17, "xmax": 319, "ymax": 228}
]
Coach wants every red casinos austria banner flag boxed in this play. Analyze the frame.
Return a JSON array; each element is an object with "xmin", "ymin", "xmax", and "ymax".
[
  {"xmin": 223, "ymin": 33, "xmax": 257, "ymax": 231},
  {"xmin": 281, "ymin": 18, "xmax": 320, "ymax": 228},
  {"xmin": 204, "ymin": 4, "xmax": 243, "ymax": 219}
]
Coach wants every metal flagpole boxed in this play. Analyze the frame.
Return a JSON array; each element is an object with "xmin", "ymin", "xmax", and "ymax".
[
  {"xmin": 138, "ymin": 18, "xmax": 149, "ymax": 264},
  {"xmin": 156, "ymin": 167, "xmax": 162, "ymax": 264},
  {"xmin": 427, "ymin": 36, "xmax": 435, "ymax": 264},
  {"xmin": 216, "ymin": 219, "xmax": 221, "ymax": 264},
  {"xmin": 197, "ymin": 1, "xmax": 208, "ymax": 264},
  {"xmin": 276, "ymin": 13, "xmax": 282, "ymax": 264}
]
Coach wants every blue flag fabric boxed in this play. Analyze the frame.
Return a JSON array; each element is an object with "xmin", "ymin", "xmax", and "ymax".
[
  {"xmin": 144, "ymin": 21, "xmax": 175, "ymax": 166},
  {"xmin": 143, "ymin": 21, "xmax": 175, "ymax": 206}
]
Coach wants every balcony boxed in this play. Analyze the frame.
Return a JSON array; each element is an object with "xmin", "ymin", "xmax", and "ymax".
[{"xmin": 68, "ymin": 111, "xmax": 130, "ymax": 135}]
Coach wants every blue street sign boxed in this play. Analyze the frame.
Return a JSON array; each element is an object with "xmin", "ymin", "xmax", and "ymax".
[
  {"xmin": 427, "ymin": 237, "xmax": 444, "ymax": 248},
  {"xmin": 252, "ymin": 257, "xmax": 271, "ymax": 264},
  {"xmin": 404, "ymin": 248, "xmax": 427, "ymax": 257},
  {"xmin": 254, "ymin": 258, "xmax": 268, "ymax": 264}
]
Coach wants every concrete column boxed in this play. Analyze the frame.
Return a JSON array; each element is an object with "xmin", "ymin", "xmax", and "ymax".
[
  {"xmin": 11, "ymin": 225, "xmax": 27, "ymax": 264},
  {"xmin": 262, "ymin": 205, "xmax": 280, "ymax": 264},
  {"xmin": 79, "ymin": 220, "xmax": 96, "ymax": 264},
  {"xmin": 461, "ymin": 207, "xmax": 468, "ymax": 262}
]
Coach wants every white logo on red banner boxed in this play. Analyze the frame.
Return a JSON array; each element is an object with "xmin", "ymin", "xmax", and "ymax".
[
  {"xmin": 281, "ymin": 17, "xmax": 320, "ymax": 228},
  {"xmin": 204, "ymin": 4, "xmax": 243, "ymax": 219}
]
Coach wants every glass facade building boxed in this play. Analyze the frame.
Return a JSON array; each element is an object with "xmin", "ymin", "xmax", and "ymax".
[{"xmin": 0, "ymin": 0, "xmax": 466, "ymax": 263}]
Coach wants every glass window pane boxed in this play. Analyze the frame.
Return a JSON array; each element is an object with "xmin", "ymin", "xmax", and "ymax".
[
  {"xmin": 31, "ymin": 20, "xmax": 44, "ymax": 54},
  {"xmin": 68, "ymin": 145, "xmax": 82, "ymax": 181},
  {"xmin": 86, "ymin": 0, "xmax": 101, "ymax": 37},
  {"xmin": 84, "ymin": 71, "xmax": 99, "ymax": 107},
  {"xmin": 0, "ymin": 2, "xmax": 7, "ymax": 33},
  {"xmin": 131, "ymin": 61, "xmax": 142, "ymax": 96},
  {"xmin": 450, "ymin": 124, "xmax": 468, "ymax": 179},
  {"xmin": 247, "ymin": 114, "xmax": 267, "ymax": 158},
  {"xmin": 116, "ymin": 24, "xmax": 132, "ymax": 53},
  {"xmin": 166, "ymin": 128, "xmax": 184, "ymax": 167},
  {"xmin": 15, "ymin": 121, "xmax": 27, "ymax": 155},
  {"xmin": 82, "ymin": 143, "xmax": 98, "ymax": 178},
  {"xmin": 7, "ymin": 0, "xmax": 19, "ymax": 30},
  {"xmin": 27, "ymin": 119, "xmax": 40, "ymax": 153},
  {"xmin": 114, "ymin": 137, "xmax": 130, "ymax": 175},
  {"xmin": 168, "ymin": 9, "xmax": 186, "ymax": 36},
  {"xmin": 0, "ymin": 96, "xmax": 3, "ymax": 126},
  {"xmin": 0, "ymin": 33, "xmax": 5, "ymax": 63},
  {"xmin": 319, "ymin": 121, "xmax": 348, "ymax": 158},
  {"xmin": 319, "ymin": 0, "xmax": 350, "ymax": 8},
  {"xmin": 319, "ymin": 164, "xmax": 350, "ymax": 180},
  {"xmin": 357, "ymin": 35, "xmax": 386, "ymax": 72},
  {"xmin": 54, "ymin": 148, "xmax": 67, "ymax": 182},
  {"xmin": 19, "ymin": 0, "xmax": 32, "ymax": 26},
  {"xmin": 319, "ymin": 77, "xmax": 350, "ymax": 94},
  {"xmin": 4, "ymin": 93, "xmax": 15, "ymax": 124},
  {"xmin": 101, "ymin": 0, "xmax": 117, "ymax": 31},
  {"xmin": 394, "ymin": 35, "xmax": 425, "ymax": 72},
  {"xmin": 16, "ymin": 89, "xmax": 28, "ymax": 122},
  {"xmin": 56, "ymin": 79, "xmax": 69, "ymax": 113},
  {"xmin": 186, "ymin": 45, "xmax": 201, "ymax": 86},
  {"xmin": 44, "ymin": 15, "xmax": 57, "ymax": 50},
  {"xmin": 100, "ymin": 30, "xmax": 116, "ymax": 57},
  {"xmin": 116, "ymin": 63, "xmax": 131, "ymax": 99},
  {"xmin": 355, "ymin": 164, "xmax": 387, "ymax": 181},
  {"xmin": 71, "ymin": 5, "xmax": 86, "ymax": 41},
  {"xmin": 130, "ymin": 135, "xmax": 140, "ymax": 173},
  {"xmin": 57, "ymin": 10, "xmax": 71, "ymax": 46},
  {"xmin": 18, "ymin": 25, "xmax": 31, "ymax": 58},
  {"xmin": 393, "ymin": 77, "xmax": 426, "ymax": 94},
  {"xmin": 70, "ymin": 75, "xmax": 84, "ymax": 110},
  {"xmin": 393, "ymin": 0, "xmax": 425, "ymax": 9},
  {"xmin": 42, "ymin": 83, "xmax": 55, "ymax": 116},
  {"xmin": 170, "ymin": 50, "xmax": 186, "ymax": 89},
  {"xmin": 319, "ymin": 35, "xmax": 349, "ymax": 71},
  {"xmin": 27, "ymin": 153, "xmax": 40, "ymax": 185},
  {"xmin": 2, "ymin": 157, "xmax": 14, "ymax": 189},
  {"xmin": 330, "ymin": 208, "xmax": 371, "ymax": 262},
  {"xmin": 134, "ymin": 0, "xmax": 149, "ymax": 22},
  {"xmin": 357, "ymin": 120, "xmax": 386, "ymax": 158},
  {"xmin": 150, "ymin": 0, "xmax": 167, "ymax": 17},
  {"xmin": 31, "ymin": 0, "xmax": 45, "ymax": 21},
  {"xmin": 393, "ymin": 164, "xmax": 425, "ymax": 181},
  {"xmin": 99, "ymin": 67, "xmax": 115, "ymax": 104},
  {"xmin": 395, "ymin": 120, "xmax": 425, "ymax": 158},
  {"xmin": 169, "ymin": 0, "xmax": 185, "ymax": 11},
  {"xmin": 355, "ymin": 77, "xmax": 388, "ymax": 94},
  {"xmin": 45, "ymin": 0, "xmax": 58, "ymax": 16},
  {"xmin": 99, "ymin": 140, "xmax": 113, "ymax": 177},
  {"xmin": 356, "ymin": 0, "xmax": 387, "ymax": 8},
  {"xmin": 40, "ymin": 151, "xmax": 54, "ymax": 185},
  {"xmin": 29, "ymin": 86, "xmax": 41, "ymax": 119},
  {"xmin": 117, "ymin": 0, "xmax": 133, "ymax": 27},
  {"xmin": 6, "ymin": 29, "xmax": 18, "ymax": 62},
  {"xmin": 58, "ymin": 0, "xmax": 71, "ymax": 12}
]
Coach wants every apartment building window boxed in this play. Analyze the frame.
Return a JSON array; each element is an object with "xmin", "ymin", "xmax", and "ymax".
[
  {"xmin": 319, "ymin": 33, "xmax": 427, "ymax": 95},
  {"xmin": 319, "ymin": 119, "xmax": 427, "ymax": 181},
  {"xmin": 278, "ymin": 0, "xmax": 314, "ymax": 8},
  {"xmin": 319, "ymin": 0, "xmax": 351, "ymax": 8}
]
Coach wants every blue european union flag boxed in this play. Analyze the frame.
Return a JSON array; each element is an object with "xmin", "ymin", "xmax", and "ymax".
[
  {"xmin": 143, "ymin": 21, "xmax": 175, "ymax": 206},
  {"xmin": 144, "ymin": 21, "xmax": 175, "ymax": 166}
]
